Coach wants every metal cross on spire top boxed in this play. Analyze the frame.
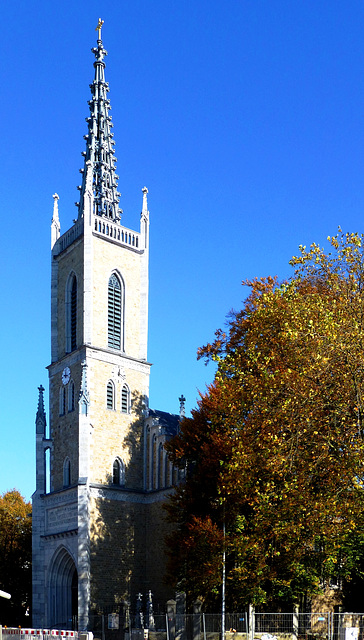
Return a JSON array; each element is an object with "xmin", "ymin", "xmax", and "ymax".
[{"xmin": 95, "ymin": 18, "xmax": 104, "ymax": 40}]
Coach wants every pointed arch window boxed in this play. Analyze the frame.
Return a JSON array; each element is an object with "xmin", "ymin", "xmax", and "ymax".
[
  {"xmin": 121, "ymin": 384, "xmax": 130, "ymax": 414},
  {"xmin": 152, "ymin": 435, "xmax": 157, "ymax": 489},
  {"xmin": 68, "ymin": 380, "xmax": 75, "ymax": 412},
  {"xmin": 45, "ymin": 447, "xmax": 51, "ymax": 494},
  {"xmin": 63, "ymin": 458, "xmax": 71, "ymax": 488},
  {"xmin": 70, "ymin": 277, "xmax": 77, "ymax": 350},
  {"xmin": 106, "ymin": 380, "xmax": 115, "ymax": 410},
  {"xmin": 158, "ymin": 443, "xmax": 164, "ymax": 489},
  {"xmin": 59, "ymin": 387, "xmax": 66, "ymax": 416},
  {"xmin": 112, "ymin": 458, "xmax": 125, "ymax": 486},
  {"xmin": 108, "ymin": 274, "xmax": 123, "ymax": 350},
  {"xmin": 66, "ymin": 273, "xmax": 77, "ymax": 353}
]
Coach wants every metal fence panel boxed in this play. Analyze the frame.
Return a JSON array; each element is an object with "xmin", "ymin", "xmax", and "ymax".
[
  {"xmin": 255, "ymin": 613, "xmax": 296, "ymax": 637},
  {"xmin": 332, "ymin": 613, "xmax": 364, "ymax": 640},
  {"xmin": 253, "ymin": 613, "xmax": 329, "ymax": 640},
  {"xmin": 298, "ymin": 613, "xmax": 330, "ymax": 640}
]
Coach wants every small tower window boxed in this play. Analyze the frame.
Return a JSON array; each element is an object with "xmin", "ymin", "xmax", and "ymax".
[
  {"xmin": 112, "ymin": 458, "xmax": 125, "ymax": 486},
  {"xmin": 108, "ymin": 274, "xmax": 122, "ymax": 350},
  {"xmin": 59, "ymin": 387, "xmax": 66, "ymax": 416},
  {"xmin": 63, "ymin": 458, "xmax": 71, "ymax": 488},
  {"xmin": 121, "ymin": 384, "xmax": 130, "ymax": 414},
  {"xmin": 107, "ymin": 380, "xmax": 115, "ymax": 410},
  {"xmin": 68, "ymin": 380, "xmax": 75, "ymax": 412}
]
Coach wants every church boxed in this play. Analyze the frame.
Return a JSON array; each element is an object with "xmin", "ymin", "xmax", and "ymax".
[{"xmin": 32, "ymin": 21, "xmax": 181, "ymax": 631}]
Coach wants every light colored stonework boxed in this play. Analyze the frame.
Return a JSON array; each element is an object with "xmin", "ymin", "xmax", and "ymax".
[{"xmin": 32, "ymin": 30, "xmax": 179, "ymax": 632}]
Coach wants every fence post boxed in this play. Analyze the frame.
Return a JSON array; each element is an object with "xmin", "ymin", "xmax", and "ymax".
[
  {"xmin": 176, "ymin": 592, "xmax": 186, "ymax": 640},
  {"xmin": 167, "ymin": 599, "xmax": 176, "ymax": 640},
  {"xmin": 0, "ymin": 625, "xmax": 2, "ymax": 640},
  {"xmin": 293, "ymin": 605, "xmax": 298, "ymax": 640},
  {"xmin": 248, "ymin": 605, "xmax": 255, "ymax": 640},
  {"xmin": 193, "ymin": 600, "xmax": 202, "ymax": 640}
]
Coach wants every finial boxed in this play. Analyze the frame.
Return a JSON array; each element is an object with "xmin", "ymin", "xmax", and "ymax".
[
  {"xmin": 36, "ymin": 385, "xmax": 47, "ymax": 435},
  {"xmin": 51, "ymin": 194, "xmax": 61, "ymax": 249},
  {"xmin": 52, "ymin": 193, "xmax": 59, "ymax": 220},
  {"xmin": 79, "ymin": 360, "xmax": 90, "ymax": 415},
  {"xmin": 95, "ymin": 18, "xmax": 104, "ymax": 40},
  {"xmin": 179, "ymin": 394, "xmax": 186, "ymax": 418},
  {"xmin": 141, "ymin": 187, "xmax": 149, "ymax": 220}
]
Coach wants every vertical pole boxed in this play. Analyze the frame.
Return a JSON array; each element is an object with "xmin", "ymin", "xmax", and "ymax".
[
  {"xmin": 193, "ymin": 600, "xmax": 202, "ymax": 640},
  {"xmin": 167, "ymin": 600, "xmax": 176, "ymax": 640},
  {"xmin": 222, "ymin": 518, "xmax": 226, "ymax": 640},
  {"xmin": 293, "ymin": 606, "xmax": 298, "ymax": 640},
  {"xmin": 203, "ymin": 614, "xmax": 206, "ymax": 640},
  {"xmin": 248, "ymin": 605, "xmax": 255, "ymax": 640}
]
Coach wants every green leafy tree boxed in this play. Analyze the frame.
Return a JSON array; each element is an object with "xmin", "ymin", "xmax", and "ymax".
[
  {"xmin": 166, "ymin": 230, "xmax": 364, "ymax": 610},
  {"xmin": 0, "ymin": 490, "xmax": 32, "ymax": 625}
]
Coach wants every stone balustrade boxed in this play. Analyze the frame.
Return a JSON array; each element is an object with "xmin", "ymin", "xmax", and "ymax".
[{"xmin": 93, "ymin": 216, "xmax": 140, "ymax": 249}]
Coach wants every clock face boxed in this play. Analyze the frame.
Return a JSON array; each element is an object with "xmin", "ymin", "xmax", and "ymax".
[{"xmin": 62, "ymin": 367, "xmax": 71, "ymax": 385}]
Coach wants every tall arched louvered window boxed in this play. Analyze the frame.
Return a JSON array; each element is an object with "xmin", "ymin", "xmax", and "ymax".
[
  {"xmin": 70, "ymin": 276, "xmax": 77, "ymax": 351},
  {"xmin": 66, "ymin": 272, "xmax": 77, "ymax": 353},
  {"xmin": 121, "ymin": 384, "xmax": 130, "ymax": 414},
  {"xmin": 106, "ymin": 380, "xmax": 115, "ymax": 410},
  {"xmin": 108, "ymin": 274, "xmax": 122, "ymax": 350}
]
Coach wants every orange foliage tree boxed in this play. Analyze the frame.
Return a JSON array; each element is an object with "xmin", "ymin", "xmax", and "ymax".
[
  {"xmin": 0, "ymin": 490, "xmax": 32, "ymax": 625},
  {"xmin": 166, "ymin": 231, "xmax": 364, "ymax": 610}
]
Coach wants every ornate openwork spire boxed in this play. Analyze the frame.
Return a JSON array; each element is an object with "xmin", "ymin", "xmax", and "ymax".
[{"xmin": 76, "ymin": 20, "xmax": 122, "ymax": 222}]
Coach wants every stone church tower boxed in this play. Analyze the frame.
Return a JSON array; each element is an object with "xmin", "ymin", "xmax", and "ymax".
[{"xmin": 32, "ymin": 23, "xmax": 180, "ymax": 631}]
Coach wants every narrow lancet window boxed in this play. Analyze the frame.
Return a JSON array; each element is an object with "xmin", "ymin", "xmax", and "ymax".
[
  {"xmin": 66, "ymin": 273, "xmax": 77, "ymax": 353},
  {"xmin": 59, "ymin": 387, "xmax": 66, "ymax": 416},
  {"xmin": 107, "ymin": 380, "xmax": 115, "ymax": 410},
  {"xmin": 70, "ymin": 276, "xmax": 77, "ymax": 351},
  {"xmin": 63, "ymin": 458, "xmax": 71, "ymax": 488},
  {"xmin": 112, "ymin": 458, "xmax": 125, "ymax": 486},
  {"xmin": 108, "ymin": 274, "xmax": 122, "ymax": 350},
  {"xmin": 121, "ymin": 384, "xmax": 130, "ymax": 414},
  {"xmin": 68, "ymin": 380, "xmax": 75, "ymax": 412}
]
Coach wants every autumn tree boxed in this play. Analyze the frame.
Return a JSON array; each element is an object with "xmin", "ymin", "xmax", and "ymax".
[
  {"xmin": 0, "ymin": 490, "xmax": 32, "ymax": 625},
  {"xmin": 166, "ymin": 230, "xmax": 364, "ymax": 611}
]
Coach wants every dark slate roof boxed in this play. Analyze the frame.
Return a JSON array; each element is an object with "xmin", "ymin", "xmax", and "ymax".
[{"xmin": 148, "ymin": 409, "xmax": 180, "ymax": 437}]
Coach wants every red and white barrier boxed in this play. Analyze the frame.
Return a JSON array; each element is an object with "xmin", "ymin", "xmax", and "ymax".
[{"xmin": 1, "ymin": 630, "xmax": 78, "ymax": 640}]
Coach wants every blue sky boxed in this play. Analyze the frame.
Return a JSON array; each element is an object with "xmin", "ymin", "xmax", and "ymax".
[{"xmin": 2, "ymin": 0, "xmax": 364, "ymax": 501}]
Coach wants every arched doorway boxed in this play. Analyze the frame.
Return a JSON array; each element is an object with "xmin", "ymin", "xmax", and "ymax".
[{"xmin": 49, "ymin": 547, "xmax": 78, "ymax": 629}]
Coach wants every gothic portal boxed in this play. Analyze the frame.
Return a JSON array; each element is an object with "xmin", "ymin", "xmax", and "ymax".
[{"xmin": 32, "ymin": 24, "xmax": 181, "ymax": 630}]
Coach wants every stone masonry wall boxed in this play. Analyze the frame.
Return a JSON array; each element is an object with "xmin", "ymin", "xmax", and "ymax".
[
  {"xmin": 55, "ymin": 236, "xmax": 84, "ymax": 360},
  {"xmin": 92, "ymin": 235, "xmax": 143, "ymax": 358},
  {"xmin": 89, "ymin": 493, "xmax": 147, "ymax": 609}
]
